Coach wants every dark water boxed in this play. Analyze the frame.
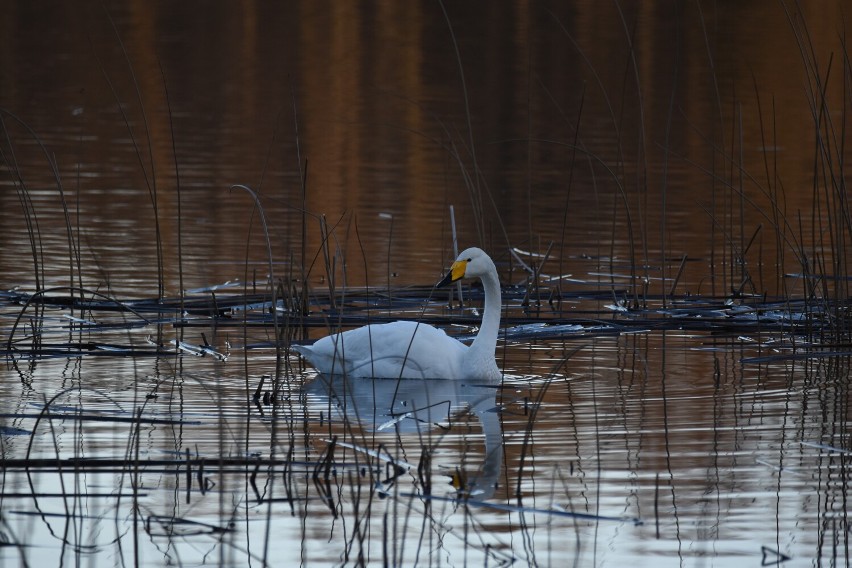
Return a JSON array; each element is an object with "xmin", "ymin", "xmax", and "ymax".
[{"xmin": 1, "ymin": 1, "xmax": 850, "ymax": 566}]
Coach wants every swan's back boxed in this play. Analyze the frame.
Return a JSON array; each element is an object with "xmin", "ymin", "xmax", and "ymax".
[{"xmin": 293, "ymin": 321, "xmax": 467, "ymax": 379}]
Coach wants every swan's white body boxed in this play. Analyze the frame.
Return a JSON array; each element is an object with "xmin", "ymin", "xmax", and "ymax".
[
  {"xmin": 293, "ymin": 321, "xmax": 466, "ymax": 379},
  {"xmin": 293, "ymin": 247, "xmax": 501, "ymax": 381}
]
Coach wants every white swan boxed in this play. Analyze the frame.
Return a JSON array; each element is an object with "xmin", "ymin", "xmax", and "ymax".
[{"xmin": 293, "ymin": 247, "xmax": 501, "ymax": 380}]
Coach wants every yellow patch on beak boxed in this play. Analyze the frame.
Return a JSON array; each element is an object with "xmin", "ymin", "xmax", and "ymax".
[
  {"xmin": 450, "ymin": 260, "xmax": 467, "ymax": 282},
  {"xmin": 437, "ymin": 259, "xmax": 468, "ymax": 288}
]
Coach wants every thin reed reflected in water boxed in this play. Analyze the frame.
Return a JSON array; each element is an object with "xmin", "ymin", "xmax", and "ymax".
[{"xmin": 1, "ymin": 1, "xmax": 850, "ymax": 566}]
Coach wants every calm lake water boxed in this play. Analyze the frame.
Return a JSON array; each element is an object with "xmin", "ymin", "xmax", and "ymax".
[{"xmin": 1, "ymin": 1, "xmax": 850, "ymax": 566}]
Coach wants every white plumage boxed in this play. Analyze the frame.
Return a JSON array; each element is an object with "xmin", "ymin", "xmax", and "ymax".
[{"xmin": 293, "ymin": 247, "xmax": 501, "ymax": 381}]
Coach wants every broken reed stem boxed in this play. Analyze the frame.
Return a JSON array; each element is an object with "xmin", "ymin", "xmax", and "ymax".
[{"xmin": 668, "ymin": 254, "xmax": 688, "ymax": 298}]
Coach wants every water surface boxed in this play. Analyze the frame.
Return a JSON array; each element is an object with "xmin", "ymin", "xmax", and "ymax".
[{"xmin": 1, "ymin": 1, "xmax": 850, "ymax": 566}]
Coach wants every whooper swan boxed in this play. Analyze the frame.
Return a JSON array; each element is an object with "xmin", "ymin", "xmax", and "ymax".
[{"xmin": 293, "ymin": 247, "xmax": 501, "ymax": 380}]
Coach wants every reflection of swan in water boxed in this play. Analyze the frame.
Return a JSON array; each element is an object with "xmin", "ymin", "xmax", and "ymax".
[{"xmin": 304, "ymin": 374, "xmax": 503, "ymax": 499}]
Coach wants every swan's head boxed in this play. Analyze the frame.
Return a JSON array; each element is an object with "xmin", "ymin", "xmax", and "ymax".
[{"xmin": 437, "ymin": 247, "xmax": 494, "ymax": 287}]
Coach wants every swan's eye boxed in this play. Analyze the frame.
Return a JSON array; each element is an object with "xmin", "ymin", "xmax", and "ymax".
[{"xmin": 466, "ymin": 258, "xmax": 472, "ymax": 262}]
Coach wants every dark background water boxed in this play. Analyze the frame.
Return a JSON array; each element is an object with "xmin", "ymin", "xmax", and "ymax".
[
  {"xmin": 1, "ymin": 1, "xmax": 850, "ymax": 566},
  {"xmin": 2, "ymin": 1, "xmax": 847, "ymax": 293}
]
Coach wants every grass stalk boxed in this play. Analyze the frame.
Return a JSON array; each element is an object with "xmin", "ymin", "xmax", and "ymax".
[{"xmin": 101, "ymin": 9, "xmax": 165, "ymax": 299}]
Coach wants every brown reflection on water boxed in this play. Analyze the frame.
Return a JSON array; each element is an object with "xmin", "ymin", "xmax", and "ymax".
[{"xmin": 1, "ymin": 2, "xmax": 850, "ymax": 294}]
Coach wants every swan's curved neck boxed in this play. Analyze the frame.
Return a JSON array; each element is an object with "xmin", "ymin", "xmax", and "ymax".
[{"xmin": 470, "ymin": 263, "xmax": 501, "ymax": 358}]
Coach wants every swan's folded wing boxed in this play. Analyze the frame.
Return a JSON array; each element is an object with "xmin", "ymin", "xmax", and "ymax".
[{"xmin": 293, "ymin": 321, "xmax": 467, "ymax": 379}]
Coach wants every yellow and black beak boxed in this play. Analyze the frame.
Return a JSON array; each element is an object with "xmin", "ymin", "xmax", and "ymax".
[{"xmin": 437, "ymin": 259, "xmax": 467, "ymax": 287}]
